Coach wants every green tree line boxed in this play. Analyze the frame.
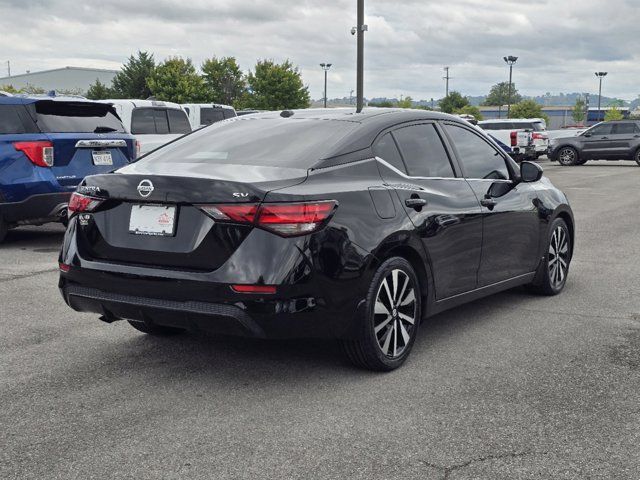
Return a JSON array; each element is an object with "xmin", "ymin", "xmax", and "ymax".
[{"xmin": 86, "ymin": 51, "xmax": 310, "ymax": 110}]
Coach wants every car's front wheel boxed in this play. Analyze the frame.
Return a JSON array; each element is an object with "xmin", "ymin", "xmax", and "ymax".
[
  {"xmin": 634, "ymin": 149, "xmax": 640, "ymax": 166},
  {"xmin": 342, "ymin": 257, "xmax": 421, "ymax": 371},
  {"xmin": 127, "ymin": 320, "xmax": 186, "ymax": 336},
  {"xmin": 528, "ymin": 218, "xmax": 572, "ymax": 295},
  {"xmin": 557, "ymin": 147, "xmax": 579, "ymax": 166}
]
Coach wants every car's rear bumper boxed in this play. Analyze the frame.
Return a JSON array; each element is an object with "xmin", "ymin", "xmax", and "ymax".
[{"xmin": 0, "ymin": 192, "xmax": 71, "ymax": 224}]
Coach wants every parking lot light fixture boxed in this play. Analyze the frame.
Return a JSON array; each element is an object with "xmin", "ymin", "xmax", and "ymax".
[
  {"xmin": 595, "ymin": 72, "xmax": 608, "ymax": 122},
  {"xmin": 320, "ymin": 63, "xmax": 332, "ymax": 108},
  {"xmin": 504, "ymin": 56, "xmax": 518, "ymax": 117}
]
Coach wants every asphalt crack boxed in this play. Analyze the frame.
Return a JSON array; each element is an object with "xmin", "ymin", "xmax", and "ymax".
[
  {"xmin": 422, "ymin": 451, "xmax": 551, "ymax": 479},
  {"xmin": 0, "ymin": 268, "xmax": 58, "ymax": 284}
]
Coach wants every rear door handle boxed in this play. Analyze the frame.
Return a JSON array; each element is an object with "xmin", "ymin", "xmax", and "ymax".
[
  {"xmin": 601, "ymin": 136, "xmax": 609, "ymax": 140},
  {"xmin": 405, "ymin": 198, "xmax": 428, "ymax": 209},
  {"xmin": 480, "ymin": 198, "xmax": 497, "ymax": 210}
]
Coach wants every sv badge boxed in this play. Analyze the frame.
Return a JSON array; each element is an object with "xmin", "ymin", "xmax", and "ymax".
[{"xmin": 233, "ymin": 193, "xmax": 249, "ymax": 198}]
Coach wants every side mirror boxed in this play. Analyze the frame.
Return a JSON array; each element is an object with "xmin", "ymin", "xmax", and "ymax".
[{"xmin": 520, "ymin": 161, "xmax": 543, "ymax": 183}]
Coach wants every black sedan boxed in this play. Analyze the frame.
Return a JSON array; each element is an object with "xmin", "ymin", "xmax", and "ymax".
[
  {"xmin": 59, "ymin": 109, "xmax": 575, "ymax": 371},
  {"xmin": 550, "ymin": 120, "xmax": 640, "ymax": 166}
]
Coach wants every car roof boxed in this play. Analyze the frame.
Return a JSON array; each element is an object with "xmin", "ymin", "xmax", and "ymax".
[
  {"xmin": 0, "ymin": 95, "xmax": 103, "ymax": 106},
  {"xmin": 182, "ymin": 103, "xmax": 235, "ymax": 109},
  {"xmin": 479, "ymin": 118, "xmax": 543, "ymax": 123},
  {"xmin": 99, "ymin": 99, "xmax": 184, "ymax": 109}
]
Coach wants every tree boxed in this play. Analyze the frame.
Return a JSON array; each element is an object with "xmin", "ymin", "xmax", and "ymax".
[
  {"xmin": 111, "ymin": 51, "xmax": 156, "ymax": 99},
  {"xmin": 439, "ymin": 91, "xmax": 469, "ymax": 113},
  {"xmin": 0, "ymin": 84, "xmax": 19, "ymax": 94},
  {"xmin": 483, "ymin": 81, "xmax": 522, "ymax": 106},
  {"xmin": 147, "ymin": 57, "xmax": 206, "ymax": 104},
  {"xmin": 605, "ymin": 105, "xmax": 624, "ymax": 121},
  {"xmin": 368, "ymin": 100, "xmax": 394, "ymax": 108},
  {"xmin": 397, "ymin": 96, "xmax": 413, "ymax": 108},
  {"xmin": 201, "ymin": 56, "xmax": 246, "ymax": 106},
  {"xmin": 508, "ymin": 99, "xmax": 549, "ymax": 124},
  {"xmin": 455, "ymin": 105, "xmax": 483, "ymax": 120},
  {"xmin": 572, "ymin": 97, "xmax": 586, "ymax": 124},
  {"xmin": 244, "ymin": 60, "xmax": 310, "ymax": 110},
  {"xmin": 86, "ymin": 79, "xmax": 113, "ymax": 100}
]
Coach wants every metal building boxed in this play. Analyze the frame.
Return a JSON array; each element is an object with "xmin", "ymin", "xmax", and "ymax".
[{"xmin": 0, "ymin": 66, "xmax": 117, "ymax": 94}]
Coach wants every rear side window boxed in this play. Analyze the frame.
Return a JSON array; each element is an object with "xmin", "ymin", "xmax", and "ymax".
[
  {"xmin": 613, "ymin": 123, "xmax": 640, "ymax": 134},
  {"xmin": 444, "ymin": 124, "xmax": 509, "ymax": 180},
  {"xmin": 0, "ymin": 105, "xmax": 30, "ymax": 134},
  {"xmin": 200, "ymin": 108, "xmax": 225, "ymax": 125},
  {"xmin": 34, "ymin": 101, "xmax": 125, "ymax": 133},
  {"xmin": 392, "ymin": 124, "xmax": 455, "ymax": 178},
  {"xmin": 167, "ymin": 109, "xmax": 191, "ymax": 134},
  {"xmin": 374, "ymin": 133, "xmax": 406, "ymax": 173},
  {"xmin": 131, "ymin": 108, "xmax": 156, "ymax": 134},
  {"xmin": 223, "ymin": 109, "xmax": 236, "ymax": 120}
]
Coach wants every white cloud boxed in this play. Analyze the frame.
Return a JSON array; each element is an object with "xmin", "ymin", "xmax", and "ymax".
[{"xmin": 0, "ymin": 0, "xmax": 637, "ymax": 100}]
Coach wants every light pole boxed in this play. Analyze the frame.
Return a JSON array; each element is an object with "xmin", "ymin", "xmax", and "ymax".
[
  {"xmin": 354, "ymin": 0, "xmax": 366, "ymax": 113},
  {"xmin": 503, "ymin": 56, "xmax": 518, "ymax": 117},
  {"xmin": 320, "ymin": 63, "xmax": 332, "ymax": 108},
  {"xmin": 443, "ymin": 66, "xmax": 450, "ymax": 97},
  {"xmin": 595, "ymin": 72, "xmax": 607, "ymax": 122}
]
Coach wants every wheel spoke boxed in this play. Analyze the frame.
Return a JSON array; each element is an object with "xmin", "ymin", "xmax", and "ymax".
[
  {"xmin": 392, "ymin": 270, "xmax": 399, "ymax": 304},
  {"xmin": 381, "ymin": 278, "xmax": 394, "ymax": 309},
  {"xmin": 399, "ymin": 321, "xmax": 411, "ymax": 345},
  {"xmin": 381, "ymin": 323, "xmax": 393, "ymax": 355},
  {"xmin": 400, "ymin": 289, "xmax": 415, "ymax": 307},
  {"xmin": 375, "ymin": 315, "xmax": 393, "ymax": 334},
  {"xmin": 375, "ymin": 301, "xmax": 390, "ymax": 316},
  {"xmin": 392, "ymin": 321, "xmax": 398, "ymax": 357},
  {"xmin": 398, "ymin": 312, "xmax": 415, "ymax": 325},
  {"xmin": 396, "ymin": 275, "xmax": 409, "ymax": 307}
]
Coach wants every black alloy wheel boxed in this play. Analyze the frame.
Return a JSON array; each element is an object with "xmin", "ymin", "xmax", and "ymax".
[{"xmin": 343, "ymin": 257, "xmax": 421, "ymax": 371}]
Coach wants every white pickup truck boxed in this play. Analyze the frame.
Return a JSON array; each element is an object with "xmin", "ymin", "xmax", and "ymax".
[
  {"xmin": 98, "ymin": 99, "xmax": 192, "ymax": 156},
  {"xmin": 479, "ymin": 118, "xmax": 548, "ymax": 159},
  {"xmin": 182, "ymin": 103, "xmax": 236, "ymax": 129}
]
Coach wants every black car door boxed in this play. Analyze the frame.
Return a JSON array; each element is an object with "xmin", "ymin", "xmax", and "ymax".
[
  {"xmin": 609, "ymin": 122, "xmax": 640, "ymax": 159},
  {"xmin": 441, "ymin": 122, "xmax": 540, "ymax": 286},
  {"xmin": 374, "ymin": 123, "xmax": 483, "ymax": 300},
  {"xmin": 579, "ymin": 123, "xmax": 614, "ymax": 159}
]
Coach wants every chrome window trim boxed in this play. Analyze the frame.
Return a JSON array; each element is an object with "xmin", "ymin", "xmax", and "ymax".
[
  {"xmin": 375, "ymin": 157, "xmax": 467, "ymax": 181},
  {"xmin": 75, "ymin": 140, "xmax": 128, "ymax": 148}
]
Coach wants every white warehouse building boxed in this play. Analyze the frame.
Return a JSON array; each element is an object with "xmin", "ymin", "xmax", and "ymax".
[{"xmin": 0, "ymin": 66, "xmax": 117, "ymax": 94}]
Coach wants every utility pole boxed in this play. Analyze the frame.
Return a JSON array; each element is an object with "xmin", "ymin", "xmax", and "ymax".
[
  {"xmin": 350, "ymin": 90, "xmax": 354, "ymax": 105},
  {"xmin": 504, "ymin": 56, "xmax": 518, "ymax": 117},
  {"xmin": 355, "ymin": 0, "xmax": 366, "ymax": 113},
  {"xmin": 584, "ymin": 93, "xmax": 590, "ymax": 126},
  {"xmin": 443, "ymin": 67, "xmax": 450, "ymax": 97},
  {"xmin": 595, "ymin": 72, "xmax": 607, "ymax": 122},
  {"xmin": 6, "ymin": 60, "xmax": 10, "ymax": 77},
  {"xmin": 320, "ymin": 63, "xmax": 332, "ymax": 108}
]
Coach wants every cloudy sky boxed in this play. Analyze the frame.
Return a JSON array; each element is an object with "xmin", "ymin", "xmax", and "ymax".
[{"xmin": 1, "ymin": 0, "xmax": 638, "ymax": 100}]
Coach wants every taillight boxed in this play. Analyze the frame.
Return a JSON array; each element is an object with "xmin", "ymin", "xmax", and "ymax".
[
  {"xmin": 68, "ymin": 192, "xmax": 104, "ymax": 215},
  {"xmin": 510, "ymin": 131, "xmax": 518, "ymax": 147},
  {"xmin": 231, "ymin": 285, "xmax": 277, "ymax": 294},
  {"xmin": 14, "ymin": 141, "xmax": 54, "ymax": 167},
  {"xmin": 198, "ymin": 201, "xmax": 337, "ymax": 237}
]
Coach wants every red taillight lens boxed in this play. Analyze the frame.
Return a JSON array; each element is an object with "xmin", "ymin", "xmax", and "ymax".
[
  {"xmin": 231, "ymin": 285, "xmax": 277, "ymax": 294},
  {"xmin": 257, "ymin": 201, "xmax": 337, "ymax": 236},
  {"xmin": 198, "ymin": 201, "xmax": 337, "ymax": 237},
  {"xmin": 14, "ymin": 141, "xmax": 54, "ymax": 167},
  {"xmin": 59, "ymin": 262, "xmax": 71, "ymax": 273},
  {"xmin": 68, "ymin": 192, "xmax": 104, "ymax": 214},
  {"xmin": 510, "ymin": 131, "xmax": 518, "ymax": 147}
]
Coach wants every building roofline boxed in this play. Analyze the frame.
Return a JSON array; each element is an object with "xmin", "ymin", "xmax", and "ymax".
[{"xmin": 0, "ymin": 66, "xmax": 118, "ymax": 82}]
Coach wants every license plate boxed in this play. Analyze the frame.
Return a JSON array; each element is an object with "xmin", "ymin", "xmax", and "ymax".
[
  {"xmin": 129, "ymin": 204, "xmax": 177, "ymax": 236},
  {"xmin": 92, "ymin": 150, "xmax": 113, "ymax": 166}
]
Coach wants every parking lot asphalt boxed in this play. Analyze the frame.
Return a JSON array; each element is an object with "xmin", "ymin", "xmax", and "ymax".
[{"xmin": 1, "ymin": 160, "xmax": 639, "ymax": 480}]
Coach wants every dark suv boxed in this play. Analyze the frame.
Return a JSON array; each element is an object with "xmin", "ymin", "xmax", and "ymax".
[{"xmin": 550, "ymin": 120, "xmax": 640, "ymax": 166}]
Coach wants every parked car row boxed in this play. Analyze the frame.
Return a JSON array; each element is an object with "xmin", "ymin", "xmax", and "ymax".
[{"xmin": 478, "ymin": 118, "xmax": 549, "ymax": 160}]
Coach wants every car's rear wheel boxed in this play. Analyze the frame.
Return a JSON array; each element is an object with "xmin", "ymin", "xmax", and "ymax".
[
  {"xmin": 0, "ymin": 216, "xmax": 8, "ymax": 244},
  {"xmin": 127, "ymin": 320, "xmax": 186, "ymax": 336},
  {"xmin": 558, "ymin": 147, "xmax": 579, "ymax": 166},
  {"xmin": 575, "ymin": 158, "xmax": 588, "ymax": 165},
  {"xmin": 634, "ymin": 148, "xmax": 640, "ymax": 166},
  {"xmin": 342, "ymin": 257, "xmax": 421, "ymax": 371},
  {"xmin": 528, "ymin": 218, "xmax": 571, "ymax": 296}
]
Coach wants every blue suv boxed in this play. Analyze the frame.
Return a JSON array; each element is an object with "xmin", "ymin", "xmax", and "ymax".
[{"xmin": 0, "ymin": 96, "xmax": 137, "ymax": 242}]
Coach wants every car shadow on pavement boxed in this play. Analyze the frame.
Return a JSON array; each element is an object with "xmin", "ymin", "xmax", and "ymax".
[{"xmin": 1, "ymin": 224, "xmax": 66, "ymax": 249}]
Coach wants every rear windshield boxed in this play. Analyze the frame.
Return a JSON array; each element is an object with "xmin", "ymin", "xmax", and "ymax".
[
  {"xmin": 34, "ymin": 101, "xmax": 125, "ymax": 133},
  {"xmin": 481, "ymin": 122, "xmax": 545, "ymax": 131},
  {"xmin": 200, "ymin": 108, "xmax": 226, "ymax": 125},
  {"xmin": 135, "ymin": 118, "xmax": 359, "ymax": 169},
  {"xmin": 131, "ymin": 108, "xmax": 191, "ymax": 135}
]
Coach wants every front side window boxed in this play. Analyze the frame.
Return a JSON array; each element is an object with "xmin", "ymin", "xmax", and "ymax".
[
  {"xmin": 587, "ymin": 123, "xmax": 613, "ymax": 136},
  {"xmin": 392, "ymin": 124, "xmax": 455, "ymax": 178},
  {"xmin": 444, "ymin": 124, "xmax": 510, "ymax": 180}
]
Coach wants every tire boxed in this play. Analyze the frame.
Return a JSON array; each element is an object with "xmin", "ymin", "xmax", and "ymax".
[
  {"xmin": 528, "ymin": 218, "xmax": 572, "ymax": 296},
  {"xmin": 342, "ymin": 257, "xmax": 422, "ymax": 371},
  {"xmin": 0, "ymin": 216, "xmax": 7, "ymax": 244},
  {"xmin": 634, "ymin": 149, "xmax": 640, "ymax": 167},
  {"xmin": 575, "ymin": 158, "xmax": 588, "ymax": 166},
  {"xmin": 127, "ymin": 320, "xmax": 185, "ymax": 336},
  {"xmin": 557, "ymin": 146, "xmax": 579, "ymax": 166}
]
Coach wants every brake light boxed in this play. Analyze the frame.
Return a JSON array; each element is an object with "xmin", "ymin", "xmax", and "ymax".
[
  {"xmin": 13, "ymin": 141, "xmax": 54, "ymax": 167},
  {"xmin": 68, "ymin": 192, "xmax": 104, "ymax": 214},
  {"xmin": 59, "ymin": 262, "xmax": 71, "ymax": 273},
  {"xmin": 231, "ymin": 285, "xmax": 277, "ymax": 294},
  {"xmin": 510, "ymin": 131, "xmax": 518, "ymax": 147},
  {"xmin": 532, "ymin": 133, "xmax": 548, "ymax": 140},
  {"xmin": 198, "ymin": 201, "xmax": 337, "ymax": 237}
]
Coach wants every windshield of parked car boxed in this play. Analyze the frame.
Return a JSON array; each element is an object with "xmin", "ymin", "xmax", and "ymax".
[
  {"xmin": 133, "ymin": 118, "xmax": 360, "ymax": 169},
  {"xmin": 33, "ymin": 101, "xmax": 126, "ymax": 133}
]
